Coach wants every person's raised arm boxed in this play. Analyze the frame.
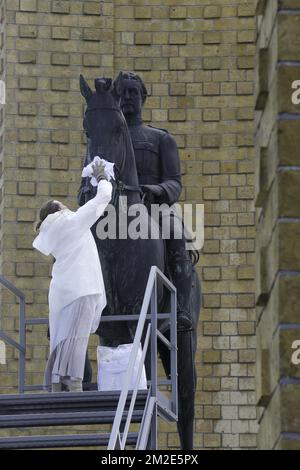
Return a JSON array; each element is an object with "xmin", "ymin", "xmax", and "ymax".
[{"xmin": 71, "ymin": 160, "xmax": 112, "ymax": 229}]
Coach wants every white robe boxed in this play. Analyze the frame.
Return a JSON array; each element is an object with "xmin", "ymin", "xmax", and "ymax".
[{"xmin": 32, "ymin": 179, "xmax": 112, "ymax": 355}]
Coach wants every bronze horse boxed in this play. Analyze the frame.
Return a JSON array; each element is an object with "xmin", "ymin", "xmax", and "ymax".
[{"xmin": 77, "ymin": 75, "xmax": 201, "ymax": 449}]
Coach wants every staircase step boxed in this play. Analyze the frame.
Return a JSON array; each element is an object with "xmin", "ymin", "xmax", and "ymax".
[
  {"xmin": 0, "ymin": 432, "xmax": 138, "ymax": 449},
  {"xmin": 0, "ymin": 409, "xmax": 143, "ymax": 428},
  {"xmin": 0, "ymin": 390, "xmax": 148, "ymax": 415}
]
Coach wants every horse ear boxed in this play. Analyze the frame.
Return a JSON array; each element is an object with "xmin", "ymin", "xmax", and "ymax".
[
  {"xmin": 80, "ymin": 74, "xmax": 93, "ymax": 102},
  {"xmin": 111, "ymin": 71, "xmax": 123, "ymax": 100},
  {"xmin": 95, "ymin": 77, "xmax": 113, "ymax": 93}
]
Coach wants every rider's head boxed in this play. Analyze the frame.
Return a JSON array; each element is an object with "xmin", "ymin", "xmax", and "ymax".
[
  {"xmin": 119, "ymin": 72, "xmax": 148, "ymax": 117},
  {"xmin": 34, "ymin": 200, "xmax": 67, "ymax": 232}
]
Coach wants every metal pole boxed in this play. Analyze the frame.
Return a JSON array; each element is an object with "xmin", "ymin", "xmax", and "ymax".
[
  {"xmin": 150, "ymin": 272, "xmax": 158, "ymax": 450},
  {"xmin": 170, "ymin": 285, "xmax": 178, "ymax": 417},
  {"xmin": 19, "ymin": 296, "xmax": 26, "ymax": 394}
]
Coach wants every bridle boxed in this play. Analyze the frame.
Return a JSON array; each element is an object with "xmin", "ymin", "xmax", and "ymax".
[{"xmin": 83, "ymin": 106, "xmax": 143, "ymax": 206}]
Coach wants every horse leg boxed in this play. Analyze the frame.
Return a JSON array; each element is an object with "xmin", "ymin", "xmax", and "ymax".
[
  {"xmin": 177, "ymin": 330, "xmax": 197, "ymax": 450},
  {"xmin": 157, "ymin": 336, "xmax": 196, "ymax": 450}
]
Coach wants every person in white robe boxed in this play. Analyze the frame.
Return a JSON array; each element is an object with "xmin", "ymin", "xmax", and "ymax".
[{"xmin": 32, "ymin": 160, "xmax": 112, "ymax": 392}]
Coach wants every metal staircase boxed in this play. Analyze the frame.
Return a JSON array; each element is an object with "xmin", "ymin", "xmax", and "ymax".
[{"xmin": 0, "ymin": 266, "xmax": 178, "ymax": 450}]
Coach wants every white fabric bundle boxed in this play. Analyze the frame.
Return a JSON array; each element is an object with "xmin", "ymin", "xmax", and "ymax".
[
  {"xmin": 97, "ymin": 343, "xmax": 147, "ymax": 391},
  {"xmin": 81, "ymin": 156, "xmax": 115, "ymax": 187}
]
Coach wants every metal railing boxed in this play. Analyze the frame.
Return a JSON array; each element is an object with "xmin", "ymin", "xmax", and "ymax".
[
  {"xmin": 0, "ymin": 266, "xmax": 178, "ymax": 450},
  {"xmin": 106, "ymin": 265, "xmax": 178, "ymax": 450},
  {"xmin": 0, "ymin": 276, "xmax": 26, "ymax": 393}
]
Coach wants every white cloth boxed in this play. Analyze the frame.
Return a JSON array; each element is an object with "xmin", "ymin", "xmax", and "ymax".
[
  {"xmin": 81, "ymin": 156, "xmax": 115, "ymax": 187},
  {"xmin": 32, "ymin": 179, "xmax": 112, "ymax": 354},
  {"xmin": 97, "ymin": 344, "xmax": 147, "ymax": 391},
  {"xmin": 44, "ymin": 294, "xmax": 102, "ymax": 388}
]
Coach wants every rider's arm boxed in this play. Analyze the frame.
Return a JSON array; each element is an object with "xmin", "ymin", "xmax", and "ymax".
[{"xmin": 158, "ymin": 132, "xmax": 182, "ymax": 205}]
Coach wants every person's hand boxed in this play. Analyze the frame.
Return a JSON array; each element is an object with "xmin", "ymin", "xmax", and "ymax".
[{"xmin": 91, "ymin": 160, "xmax": 107, "ymax": 182}]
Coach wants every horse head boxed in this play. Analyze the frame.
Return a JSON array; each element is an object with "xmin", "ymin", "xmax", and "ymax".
[{"xmin": 80, "ymin": 73, "xmax": 140, "ymax": 194}]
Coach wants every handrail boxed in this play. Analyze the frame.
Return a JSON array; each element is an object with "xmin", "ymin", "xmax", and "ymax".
[
  {"xmin": 107, "ymin": 266, "xmax": 158, "ymax": 449},
  {"xmin": 0, "ymin": 268, "xmax": 178, "ymax": 450},
  {"xmin": 107, "ymin": 265, "xmax": 178, "ymax": 450},
  {"xmin": 0, "ymin": 276, "xmax": 26, "ymax": 393}
]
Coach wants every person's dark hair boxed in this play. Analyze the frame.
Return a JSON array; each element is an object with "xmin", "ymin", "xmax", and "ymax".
[
  {"xmin": 34, "ymin": 200, "xmax": 61, "ymax": 233},
  {"xmin": 120, "ymin": 71, "xmax": 148, "ymax": 104}
]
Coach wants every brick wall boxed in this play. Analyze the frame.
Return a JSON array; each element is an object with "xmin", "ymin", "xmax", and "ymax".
[
  {"xmin": 0, "ymin": 0, "xmax": 5, "ymax": 350},
  {"xmin": 0, "ymin": 0, "xmax": 4, "ymax": 189},
  {"xmin": 0, "ymin": 0, "xmax": 259, "ymax": 449},
  {"xmin": 255, "ymin": 0, "xmax": 300, "ymax": 450}
]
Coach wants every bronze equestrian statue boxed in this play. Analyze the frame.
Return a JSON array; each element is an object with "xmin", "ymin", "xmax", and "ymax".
[{"xmin": 77, "ymin": 73, "xmax": 201, "ymax": 449}]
